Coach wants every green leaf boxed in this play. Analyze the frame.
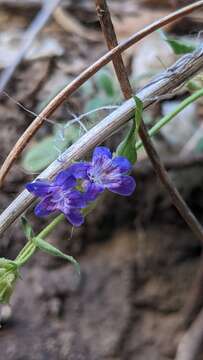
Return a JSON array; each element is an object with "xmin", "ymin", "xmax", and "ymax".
[
  {"xmin": 81, "ymin": 80, "xmax": 94, "ymax": 96},
  {"xmin": 159, "ymin": 30, "xmax": 196, "ymax": 55},
  {"xmin": 196, "ymin": 138, "xmax": 203, "ymax": 152},
  {"xmin": 34, "ymin": 237, "xmax": 80, "ymax": 275},
  {"xmin": 84, "ymin": 96, "xmax": 112, "ymax": 113},
  {"xmin": 96, "ymin": 69, "xmax": 115, "ymax": 97},
  {"xmin": 166, "ymin": 38, "xmax": 196, "ymax": 55},
  {"xmin": 22, "ymin": 124, "xmax": 80, "ymax": 172},
  {"xmin": 116, "ymin": 96, "xmax": 143, "ymax": 164},
  {"xmin": 21, "ymin": 216, "xmax": 34, "ymax": 241},
  {"xmin": 0, "ymin": 258, "xmax": 19, "ymax": 304},
  {"xmin": 187, "ymin": 74, "xmax": 203, "ymax": 92},
  {"xmin": 22, "ymin": 136, "xmax": 62, "ymax": 172},
  {"xmin": 134, "ymin": 96, "xmax": 143, "ymax": 132}
]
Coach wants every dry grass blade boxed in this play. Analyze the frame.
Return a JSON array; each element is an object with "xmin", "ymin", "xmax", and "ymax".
[
  {"xmin": 0, "ymin": 0, "xmax": 203, "ymax": 186},
  {"xmin": 0, "ymin": 0, "xmax": 62, "ymax": 92},
  {"xmin": 0, "ymin": 46, "xmax": 203, "ymax": 236}
]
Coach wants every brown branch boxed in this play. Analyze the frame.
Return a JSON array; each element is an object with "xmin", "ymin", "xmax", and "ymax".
[
  {"xmin": 137, "ymin": 125, "xmax": 203, "ymax": 242},
  {"xmin": 95, "ymin": 0, "xmax": 203, "ymax": 244},
  {"xmin": 136, "ymin": 154, "xmax": 203, "ymax": 175},
  {"xmin": 95, "ymin": 0, "xmax": 132, "ymax": 99},
  {"xmin": 0, "ymin": 1, "xmax": 203, "ymax": 186},
  {"xmin": 0, "ymin": 46, "xmax": 203, "ymax": 236},
  {"xmin": 0, "ymin": 0, "xmax": 62, "ymax": 92},
  {"xmin": 97, "ymin": 2, "xmax": 203, "ymax": 349}
]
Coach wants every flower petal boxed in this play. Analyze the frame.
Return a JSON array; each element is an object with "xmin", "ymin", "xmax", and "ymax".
[
  {"xmin": 34, "ymin": 197, "xmax": 55, "ymax": 217},
  {"xmin": 111, "ymin": 156, "xmax": 132, "ymax": 173},
  {"xmin": 92, "ymin": 146, "xmax": 112, "ymax": 164},
  {"xmin": 107, "ymin": 175, "xmax": 136, "ymax": 196},
  {"xmin": 83, "ymin": 181, "xmax": 104, "ymax": 201},
  {"xmin": 26, "ymin": 179, "xmax": 52, "ymax": 197},
  {"xmin": 68, "ymin": 190, "xmax": 87, "ymax": 208},
  {"xmin": 68, "ymin": 162, "xmax": 90, "ymax": 179},
  {"xmin": 65, "ymin": 209, "xmax": 84, "ymax": 227},
  {"xmin": 55, "ymin": 170, "xmax": 76, "ymax": 187}
]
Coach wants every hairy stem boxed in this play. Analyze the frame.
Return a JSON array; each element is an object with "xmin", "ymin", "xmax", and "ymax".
[
  {"xmin": 38, "ymin": 214, "xmax": 65, "ymax": 239},
  {"xmin": 15, "ymin": 214, "xmax": 65, "ymax": 267}
]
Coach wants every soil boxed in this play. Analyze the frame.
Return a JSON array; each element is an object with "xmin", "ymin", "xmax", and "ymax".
[
  {"xmin": 1, "ymin": 145, "xmax": 203, "ymax": 359},
  {"xmin": 1, "ymin": 1, "xmax": 203, "ymax": 359},
  {"xmin": 0, "ymin": 222, "xmax": 202, "ymax": 360}
]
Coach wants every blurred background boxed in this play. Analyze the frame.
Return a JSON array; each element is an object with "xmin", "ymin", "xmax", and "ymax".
[{"xmin": 0, "ymin": 0, "xmax": 203, "ymax": 359}]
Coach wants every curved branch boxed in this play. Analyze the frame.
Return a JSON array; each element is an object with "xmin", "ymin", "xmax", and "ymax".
[
  {"xmin": 0, "ymin": 46, "xmax": 203, "ymax": 236},
  {"xmin": 0, "ymin": 0, "xmax": 203, "ymax": 186},
  {"xmin": 95, "ymin": 0, "xmax": 203, "ymax": 243}
]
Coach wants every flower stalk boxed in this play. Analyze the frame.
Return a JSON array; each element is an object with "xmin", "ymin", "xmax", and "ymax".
[
  {"xmin": 16, "ymin": 213, "xmax": 65, "ymax": 267},
  {"xmin": 0, "ymin": 214, "xmax": 67, "ymax": 303}
]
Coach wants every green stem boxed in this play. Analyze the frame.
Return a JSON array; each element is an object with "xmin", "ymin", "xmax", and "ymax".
[
  {"xmin": 15, "ymin": 214, "xmax": 65, "ymax": 267},
  {"xmin": 14, "ymin": 89, "xmax": 203, "ymax": 267},
  {"xmin": 136, "ymin": 87, "xmax": 203, "ymax": 151},
  {"xmin": 38, "ymin": 214, "xmax": 65, "ymax": 239},
  {"xmin": 15, "ymin": 239, "xmax": 33, "ymax": 261},
  {"xmin": 15, "ymin": 241, "xmax": 36, "ymax": 267}
]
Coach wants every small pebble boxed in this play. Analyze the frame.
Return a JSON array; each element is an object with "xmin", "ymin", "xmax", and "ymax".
[{"xmin": 0, "ymin": 305, "xmax": 12, "ymax": 326}]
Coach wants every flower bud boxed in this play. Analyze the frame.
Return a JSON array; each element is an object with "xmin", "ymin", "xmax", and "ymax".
[{"xmin": 0, "ymin": 258, "xmax": 19, "ymax": 304}]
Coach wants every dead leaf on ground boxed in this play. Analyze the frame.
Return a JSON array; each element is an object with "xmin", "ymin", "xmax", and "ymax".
[
  {"xmin": 0, "ymin": 30, "xmax": 64, "ymax": 69},
  {"xmin": 131, "ymin": 32, "xmax": 175, "ymax": 87},
  {"xmin": 15, "ymin": 60, "xmax": 50, "ymax": 102},
  {"xmin": 114, "ymin": 9, "xmax": 173, "ymax": 39},
  {"xmin": 57, "ymin": 58, "xmax": 89, "ymax": 75}
]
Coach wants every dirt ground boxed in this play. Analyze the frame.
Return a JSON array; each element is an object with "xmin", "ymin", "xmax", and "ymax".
[
  {"xmin": 1, "ymin": 209, "xmax": 203, "ymax": 359},
  {"xmin": 1, "ymin": 0, "xmax": 203, "ymax": 359}
]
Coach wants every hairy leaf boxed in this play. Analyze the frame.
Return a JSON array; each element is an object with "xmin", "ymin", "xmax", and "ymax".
[
  {"xmin": 22, "ymin": 124, "xmax": 80, "ymax": 172},
  {"xmin": 96, "ymin": 69, "xmax": 115, "ymax": 97},
  {"xmin": 34, "ymin": 237, "xmax": 80, "ymax": 275},
  {"xmin": 21, "ymin": 216, "xmax": 35, "ymax": 241}
]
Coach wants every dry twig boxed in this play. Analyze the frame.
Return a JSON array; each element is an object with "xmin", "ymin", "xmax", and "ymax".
[
  {"xmin": 0, "ymin": 1, "xmax": 203, "ymax": 186},
  {"xmin": 0, "ymin": 0, "xmax": 62, "ymax": 92},
  {"xmin": 53, "ymin": 6, "xmax": 100, "ymax": 41},
  {"xmin": 95, "ymin": 0, "xmax": 203, "ymax": 244},
  {"xmin": 0, "ymin": 47, "xmax": 203, "ymax": 236}
]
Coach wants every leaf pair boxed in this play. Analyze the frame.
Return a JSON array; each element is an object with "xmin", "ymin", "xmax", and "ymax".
[{"xmin": 21, "ymin": 217, "xmax": 80, "ymax": 274}]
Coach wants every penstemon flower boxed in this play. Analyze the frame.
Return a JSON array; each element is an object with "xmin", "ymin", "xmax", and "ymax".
[
  {"xmin": 70, "ymin": 146, "xmax": 136, "ymax": 200},
  {"xmin": 26, "ymin": 169, "xmax": 86, "ymax": 227},
  {"xmin": 26, "ymin": 146, "xmax": 136, "ymax": 226}
]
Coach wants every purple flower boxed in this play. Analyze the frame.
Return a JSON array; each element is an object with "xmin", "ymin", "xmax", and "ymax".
[
  {"xmin": 70, "ymin": 146, "xmax": 136, "ymax": 200},
  {"xmin": 26, "ymin": 169, "xmax": 86, "ymax": 227}
]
